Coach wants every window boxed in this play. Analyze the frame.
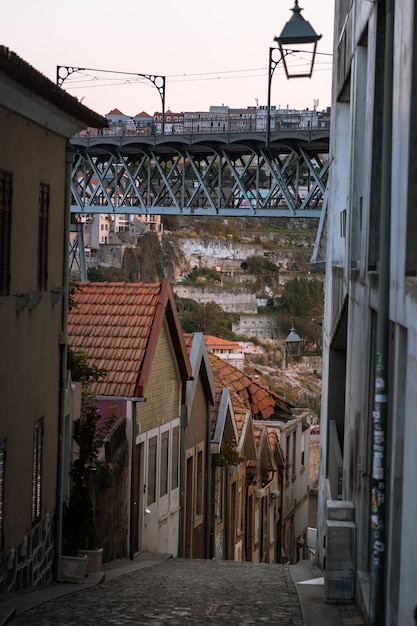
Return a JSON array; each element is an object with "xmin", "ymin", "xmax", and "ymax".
[
  {"xmin": 195, "ymin": 448, "xmax": 204, "ymax": 517},
  {"xmin": 237, "ymin": 475, "xmax": 243, "ymax": 533},
  {"xmin": 292, "ymin": 431, "xmax": 297, "ymax": 476},
  {"xmin": 37, "ymin": 183, "xmax": 49, "ymax": 291},
  {"xmin": 171, "ymin": 427, "xmax": 179, "ymax": 490},
  {"xmin": 32, "ymin": 419, "xmax": 44, "ymax": 525},
  {"xmin": 286, "ymin": 435, "xmax": 290, "ymax": 482},
  {"xmin": 0, "ymin": 442, "xmax": 6, "ymax": 552},
  {"xmin": 0, "ymin": 171, "xmax": 12, "ymax": 296},
  {"xmin": 147, "ymin": 436, "xmax": 157, "ymax": 506},
  {"xmin": 160, "ymin": 430, "xmax": 169, "ymax": 498}
]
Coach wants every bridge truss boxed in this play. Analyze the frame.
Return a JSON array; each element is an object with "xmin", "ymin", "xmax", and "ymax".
[
  {"xmin": 69, "ymin": 129, "xmax": 329, "ymax": 278},
  {"xmin": 70, "ymin": 129, "xmax": 329, "ymax": 219}
]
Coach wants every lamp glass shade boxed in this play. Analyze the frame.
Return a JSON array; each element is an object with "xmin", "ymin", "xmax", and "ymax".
[
  {"xmin": 274, "ymin": 1, "xmax": 322, "ymax": 79},
  {"xmin": 285, "ymin": 327, "xmax": 302, "ymax": 356}
]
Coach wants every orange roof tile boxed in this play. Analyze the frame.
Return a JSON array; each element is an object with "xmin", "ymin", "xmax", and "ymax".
[
  {"xmin": 203, "ymin": 335, "xmax": 243, "ymax": 351},
  {"xmin": 208, "ymin": 352, "xmax": 292, "ymax": 420},
  {"xmin": 68, "ymin": 280, "xmax": 191, "ymax": 399}
]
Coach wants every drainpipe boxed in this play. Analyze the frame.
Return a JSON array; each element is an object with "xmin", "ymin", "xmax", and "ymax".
[
  {"xmin": 225, "ymin": 467, "xmax": 231, "ymax": 559},
  {"xmin": 369, "ymin": 0, "xmax": 394, "ymax": 623},
  {"xmin": 129, "ymin": 401, "xmax": 137, "ymax": 559},
  {"xmin": 54, "ymin": 143, "xmax": 73, "ymax": 581},
  {"xmin": 205, "ymin": 401, "xmax": 212, "ymax": 559}
]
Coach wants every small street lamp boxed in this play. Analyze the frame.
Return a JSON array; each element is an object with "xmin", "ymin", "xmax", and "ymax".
[
  {"xmin": 285, "ymin": 325, "xmax": 302, "ymax": 357},
  {"xmin": 266, "ymin": 1, "xmax": 322, "ymax": 143}
]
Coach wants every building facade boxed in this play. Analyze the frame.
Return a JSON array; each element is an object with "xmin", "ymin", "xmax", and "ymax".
[
  {"xmin": 0, "ymin": 47, "xmax": 107, "ymax": 592},
  {"xmin": 319, "ymin": 1, "xmax": 417, "ymax": 624}
]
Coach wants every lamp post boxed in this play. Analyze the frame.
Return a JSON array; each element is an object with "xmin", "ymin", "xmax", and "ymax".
[
  {"xmin": 266, "ymin": 1, "xmax": 321, "ymax": 144},
  {"xmin": 285, "ymin": 324, "xmax": 302, "ymax": 357}
]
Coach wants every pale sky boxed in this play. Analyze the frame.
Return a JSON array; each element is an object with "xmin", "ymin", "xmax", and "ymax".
[{"xmin": 2, "ymin": 0, "xmax": 334, "ymax": 117}]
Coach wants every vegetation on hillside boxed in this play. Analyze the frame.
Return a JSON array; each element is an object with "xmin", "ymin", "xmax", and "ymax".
[
  {"xmin": 175, "ymin": 296, "xmax": 237, "ymax": 338},
  {"xmin": 183, "ymin": 267, "xmax": 222, "ymax": 285}
]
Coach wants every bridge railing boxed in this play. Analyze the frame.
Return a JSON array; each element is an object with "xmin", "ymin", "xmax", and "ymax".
[{"xmin": 74, "ymin": 110, "xmax": 330, "ymax": 139}]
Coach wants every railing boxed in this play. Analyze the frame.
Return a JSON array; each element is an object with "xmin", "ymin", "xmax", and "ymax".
[{"xmin": 75, "ymin": 110, "xmax": 331, "ymax": 139}]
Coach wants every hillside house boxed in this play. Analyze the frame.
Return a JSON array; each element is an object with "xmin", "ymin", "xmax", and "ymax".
[
  {"xmin": 203, "ymin": 335, "xmax": 245, "ymax": 370},
  {"xmin": 207, "ymin": 351, "xmax": 309, "ymax": 564},
  {"xmin": 67, "ymin": 280, "xmax": 192, "ymax": 559},
  {"xmin": 181, "ymin": 333, "xmax": 216, "ymax": 559}
]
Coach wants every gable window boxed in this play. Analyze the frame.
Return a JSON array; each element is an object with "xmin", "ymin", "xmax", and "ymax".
[
  {"xmin": 32, "ymin": 419, "xmax": 44, "ymax": 525},
  {"xmin": 0, "ymin": 171, "xmax": 12, "ymax": 296},
  {"xmin": 38, "ymin": 183, "xmax": 49, "ymax": 291},
  {"xmin": 147, "ymin": 436, "xmax": 157, "ymax": 506},
  {"xmin": 0, "ymin": 442, "xmax": 6, "ymax": 553}
]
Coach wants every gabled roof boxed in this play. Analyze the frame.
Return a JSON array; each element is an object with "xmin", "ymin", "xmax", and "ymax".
[
  {"xmin": 183, "ymin": 332, "xmax": 216, "ymax": 413},
  {"xmin": 0, "ymin": 47, "xmax": 108, "ymax": 130},
  {"xmin": 106, "ymin": 108, "xmax": 124, "ymax": 115},
  {"xmin": 208, "ymin": 352, "xmax": 293, "ymax": 420},
  {"xmin": 68, "ymin": 279, "xmax": 192, "ymax": 399},
  {"xmin": 211, "ymin": 388, "xmax": 239, "ymax": 454}
]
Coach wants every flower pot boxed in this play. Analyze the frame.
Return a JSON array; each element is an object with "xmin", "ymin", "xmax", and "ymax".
[
  {"xmin": 77, "ymin": 548, "xmax": 103, "ymax": 572},
  {"xmin": 61, "ymin": 554, "xmax": 88, "ymax": 582}
]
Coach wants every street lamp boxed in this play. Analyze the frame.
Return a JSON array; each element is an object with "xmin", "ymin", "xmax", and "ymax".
[
  {"xmin": 285, "ymin": 325, "xmax": 302, "ymax": 357},
  {"xmin": 266, "ymin": 1, "xmax": 321, "ymax": 143}
]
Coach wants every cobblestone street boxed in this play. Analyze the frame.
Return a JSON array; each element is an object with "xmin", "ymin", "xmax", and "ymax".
[{"xmin": 10, "ymin": 559, "xmax": 304, "ymax": 626}]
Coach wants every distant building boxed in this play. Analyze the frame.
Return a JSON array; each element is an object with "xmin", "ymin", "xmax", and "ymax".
[{"xmin": 203, "ymin": 335, "xmax": 245, "ymax": 370}]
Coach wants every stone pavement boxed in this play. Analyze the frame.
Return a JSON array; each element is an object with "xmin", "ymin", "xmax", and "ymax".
[{"xmin": 0, "ymin": 555, "xmax": 365, "ymax": 626}]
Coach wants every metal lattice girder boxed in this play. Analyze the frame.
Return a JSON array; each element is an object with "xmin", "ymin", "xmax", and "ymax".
[{"xmin": 70, "ymin": 129, "xmax": 329, "ymax": 218}]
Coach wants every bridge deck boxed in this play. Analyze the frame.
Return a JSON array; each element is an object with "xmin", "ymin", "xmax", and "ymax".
[{"xmin": 70, "ymin": 128, "xmax": 330, "ymax": 218}]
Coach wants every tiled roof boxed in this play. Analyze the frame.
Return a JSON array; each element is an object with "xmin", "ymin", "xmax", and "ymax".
[
  {"xmin": 68, "ymin": 280, "xmax": 191, "ymax": 398},
  {"xmin": 203, "ymin": 335, "xmax": 243, "ymax": 351},
  {"xmin": 107, "ymin": 108, "xmax": 124, "ymax": 115},
  {"xmin": 208, "ymin": 352, "xmax": 292, "ymax": 420},
  {"xmin": 0, "ymin": 47, "xmax": 108, "ymax": 129}
]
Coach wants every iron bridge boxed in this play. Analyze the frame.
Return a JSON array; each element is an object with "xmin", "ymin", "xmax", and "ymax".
[{"xmin": 70, "ymin": 128, "xmax": 330, "ymax": 219}]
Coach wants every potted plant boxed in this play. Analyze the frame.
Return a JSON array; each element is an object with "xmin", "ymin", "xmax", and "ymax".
[{"xmin": 62, "ymin": 346, "xmax": 110, "ymax": 577}]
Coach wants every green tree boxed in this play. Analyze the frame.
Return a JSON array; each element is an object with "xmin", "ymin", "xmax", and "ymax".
[
  {"xmin": 278, "ymin": 277, "xmax": 323, "ymax": 318},
  {"xmin": 184, "ymin": 267, "xmax": 222, "ymax": 286},
  {"xmin": 176, "ymin": 297, "xmax": 230, "ymax": 337},
  {"xmin": 278, "ymin": 277, "xmax": 323, "ymax": 352}
]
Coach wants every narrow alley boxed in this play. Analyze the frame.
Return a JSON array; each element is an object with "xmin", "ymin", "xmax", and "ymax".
[{"xmin": 2, "ymin": 556, "xmax": 364, "ymax": 626}]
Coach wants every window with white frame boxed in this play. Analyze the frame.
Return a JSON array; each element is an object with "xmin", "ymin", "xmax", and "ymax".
[
  {"xmin": 160, "ymin": 430, "xmax": 169, "ymax": 498},
  {"xmin": 171, "ymin": 427, "xmax": 179, "ymax": 490},
  {"xmin": 147, "ymin": 436, "xmax": 157, "ymax": 506}
]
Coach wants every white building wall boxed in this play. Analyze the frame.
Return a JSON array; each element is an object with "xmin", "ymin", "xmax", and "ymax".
[{"xmin": 320, "ymin": 0, "xmax": 417, "ymax": 622}]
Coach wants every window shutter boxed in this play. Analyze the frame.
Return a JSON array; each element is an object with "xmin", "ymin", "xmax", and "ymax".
[{"xmin": 0, "ymin": 171, "xmax": 12, "ymax": 296}]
